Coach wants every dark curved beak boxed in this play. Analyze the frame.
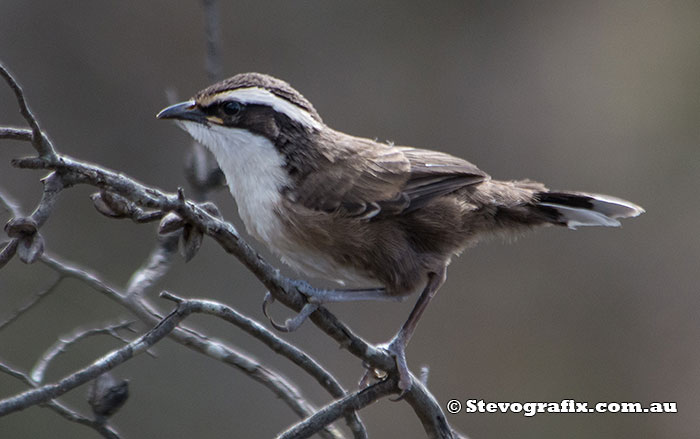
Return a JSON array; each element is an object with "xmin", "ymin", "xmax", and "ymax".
[{"xmin": 156, "ymin": 100, "xmax": 206, "ymax": 123}]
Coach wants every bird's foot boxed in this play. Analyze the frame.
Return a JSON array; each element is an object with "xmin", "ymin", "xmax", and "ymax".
[
  {"xmin": 263, "ymin": 280, "xmax": 389, "ymax": 332},
  {"xmin": 262, "ymin": 291, "xmax": 319, "ymax": 332},
  {"xmin": 360, "ymin": 336, "xmax": 412, "ymax": 398}
]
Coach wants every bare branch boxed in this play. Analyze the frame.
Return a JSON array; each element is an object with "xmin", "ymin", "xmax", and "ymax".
[
  {"xmin": 0, "ymin": 172, "xmax": 64, "ymax": 268},
  {"xmin": 0, "ymin": 358, "xmax": 31, "ymax": 384},
  {"xmin": 403, "ymin": 378, "xmax": 455, "ymax": 439},
  {"xmin": 31, "ymin": 320, "xmax": 136, "ymax": 384},
  {"xmin": 0, "ymin": 360, "xmax": 121, "ymax": 438},
  {"xmin": 160, "ymin": 292, "xmax": 340, "ymax": 392},
  {"xmin": 37, "ymin": 249, "xmax": 344, "ymax": 439},
  {"xmin": 0, "ymin": 63, "xmax": 56, "ymax": 157},
  {"xmin": 31, "ymin": 172, "xmax": 65, "ymax": 227},
  {"xmin": 277, "ymin": 378, "xmax": 397, "ymax": 439},
  {"xmin": 0, "ymin": 127, "xmax": 32, "ymax": 142},
  {"xmin": 0, "ymin": 240, "xmax": 18, "ymax": 269},
  {"xmin": 161, "ymin": 292, "xmax": 367, "ymax": 438},
  {"xmin": 12, "ymin": 155, "xmax": 175, "ymax": 210},
  {"xmin": 162, "ymin": 319, "xmax": 345, "ymax": 439},
  {"xmin": 0, "ymin": 275, "xmax": 63, "ymax": 330},
  {"xmin": 125, "ymin": 231, "xmax": 181, "ymax": 300},
  {"xmin": 47, "ymin": 399, "xmax": 122, "ymax": 439},
  {"xmin": 0, "ymin": 303, "xmax": 187, "ymax": 416},
  {"xmin": 40, "ymin": 253, "xmax": 127, "ymax": 305},
  {"xmin": 90, "ymin": 190, "xmax": 165, "ymax": 223},
  {"xmin": 0, "ymin": 187, "xmax": 21, "ymax": 215},
  {"xmin": 0, "ymin": 189, "xmax": 21, "ymax": 268}
]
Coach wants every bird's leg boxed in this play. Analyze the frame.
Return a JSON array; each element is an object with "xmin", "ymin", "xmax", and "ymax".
[
  {"xmin": 262, "ymin": 281, "xmax": 401, "ymax": 332},
  {"xmin": 364, "ymin": 266, "xmax": 447, "ymax": 393}
]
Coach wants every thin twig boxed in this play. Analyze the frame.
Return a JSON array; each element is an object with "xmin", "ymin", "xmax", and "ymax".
[
  {"xmin": 0, "ymin": 189, "xmax": 21, "ymax": 268},
  {"xmin": 0, "ymin": 275, "xmax": 64, "ymax": 330},
  {"xmin": 125, "ymin": 231, "xmax": 180, "ymax": 300},
  {"xmin": 40, "ymin": 253, "xmax": 127, "ymax": 305},
  {"xmin": 0, "ymin": 63, "xmax": 55, "ymax": 157},
  {"xmin": 0, "ymin": 359, "xmax": 31, "ymax": 383},
  {"xmin": 0, "ymin": 187, "xmax": 21, "ymax": 215},
  {"xmin": 30, "ymin": 320, "xmax": 136, "ymax": 384}
]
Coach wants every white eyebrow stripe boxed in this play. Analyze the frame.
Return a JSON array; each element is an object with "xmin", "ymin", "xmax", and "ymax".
[{"xmin": 215, "ymin": 88, "xmax": 322, "ymax": 130}]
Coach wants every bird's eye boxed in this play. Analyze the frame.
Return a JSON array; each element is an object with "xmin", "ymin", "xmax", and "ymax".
[{"xmin": 221, "ymin": 101, "xmax": 242, "ymax": 116}]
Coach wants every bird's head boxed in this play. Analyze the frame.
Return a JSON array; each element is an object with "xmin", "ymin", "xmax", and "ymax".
[{"xmin": 157, "ymin": 72, "xmax": 324, "ymax": 146}]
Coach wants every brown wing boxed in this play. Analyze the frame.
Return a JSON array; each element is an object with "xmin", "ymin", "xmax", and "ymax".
[
  {"xmin": 398, "ymin": 147, "xmax": 488, "ymax": 213},
  {"xmin": 292, "ymin": 139, "xmax": 488, "ymax": 219}
]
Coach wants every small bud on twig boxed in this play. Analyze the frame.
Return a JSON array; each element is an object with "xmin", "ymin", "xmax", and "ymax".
[
  {"xmin": 17, "ymin": 233, "xmax": 44, "ymax": 264},
  {"xmin": 182, "ymin": 225, "xmax": 203, "ymax": 262},
  {"xmin": 90, "ymin": 191, "xmax": 132, "ymax": 218},
  {"xmin": 199, "ymin": 201, "xmax": 222, "ymax": 219},
  {"xmin": 5, "ymin": 217, "xmax": 43, "ymax": 264},
  {"xmin": 4, "ymin": 217, "xmax": 38, "ymax": 238},
  {"xmin": 158, "ymin": 212, "xmax": 185, "ymax": 234},
  {"xmin": 87, "ymin": 372, "xmax": 130, "ymax": 422}
]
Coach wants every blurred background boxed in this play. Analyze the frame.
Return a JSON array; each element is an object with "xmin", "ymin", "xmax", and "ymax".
[{"xmin": 1, "ymin": 1, "xmax": 698, "ymax": 438}]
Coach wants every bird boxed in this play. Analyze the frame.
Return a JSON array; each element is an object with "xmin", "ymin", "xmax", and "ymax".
[{"xmin": 157, "ymin": 72, "xmax": 644, "ymax": 391}]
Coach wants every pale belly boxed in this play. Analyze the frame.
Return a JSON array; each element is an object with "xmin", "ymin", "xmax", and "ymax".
[{"xmin": 242, "ymin": 204, "xmax": 380, "ymax": 288}]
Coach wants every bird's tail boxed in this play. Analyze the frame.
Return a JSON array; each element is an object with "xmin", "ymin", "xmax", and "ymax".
[{"xmin": 534, "ymin": 191, "xmax": 644, "ymax": 229}]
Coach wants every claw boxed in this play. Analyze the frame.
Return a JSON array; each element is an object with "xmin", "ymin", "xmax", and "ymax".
[
  {"xmin": 261, "ymin": 292, "xmax": 276, "ymax": 319},
  {"xmin": 262, "ymin": 292, "xmax": 318, "ymax": 332},
  {"xmin": 357, "ymin": 337, "xmax": 413, "ymax": 398}
]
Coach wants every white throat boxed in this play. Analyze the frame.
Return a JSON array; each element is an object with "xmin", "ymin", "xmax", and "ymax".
[{"xmin": 178, "ymin": 121, "xmax": 288, "ymax": 244}]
